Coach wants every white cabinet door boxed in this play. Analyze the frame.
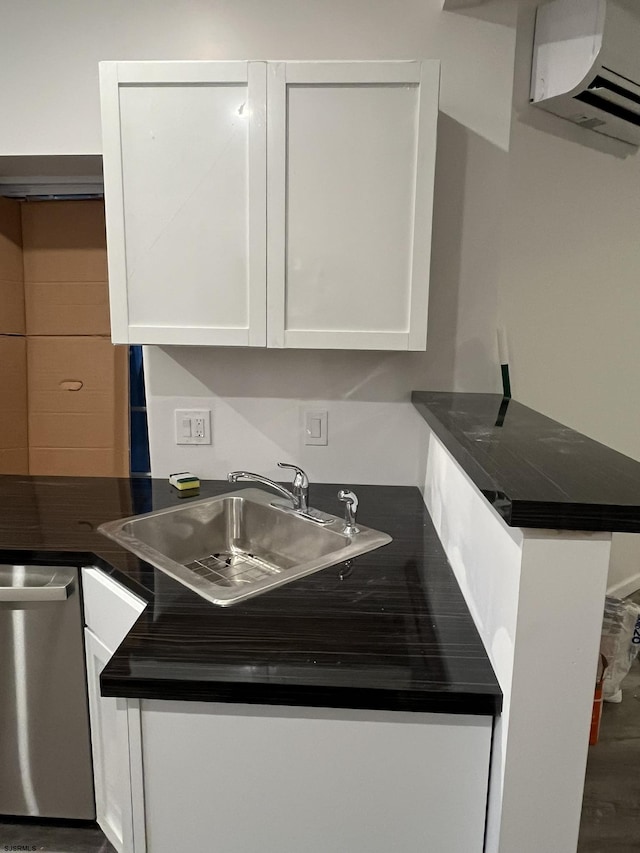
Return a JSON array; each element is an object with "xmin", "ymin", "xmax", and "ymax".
[
  {"xmin": 100, "ymin": 61, "xmax": 267, "ymax": 346},
  {"xmin": 84, "ymin": 628, "xmax": 134, "ymax": 853},
  {"xmin": 266, "ymin": 61, "xmax": 439, "ymax": 350},
  {"xmin": 141, "ymin": 701, "xmax": 491, "ymax": 853},
  {"xmin": 82, "ymin": 567, "xmax": 147, "ymax": 853}
]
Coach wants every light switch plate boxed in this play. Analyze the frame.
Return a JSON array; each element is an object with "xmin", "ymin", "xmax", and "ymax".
[
  {"xmin": 303, "ymin": 409, "xmax": 328, "ymax": 446},
  {"xmin": 175, "ymin": 409, "xmax": 211, "ymax": 445}
]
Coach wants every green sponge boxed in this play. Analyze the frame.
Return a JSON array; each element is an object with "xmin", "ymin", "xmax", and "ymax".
[{"xmin": 169, "ymin": 471, "xmax": 201, "ymax": 491}]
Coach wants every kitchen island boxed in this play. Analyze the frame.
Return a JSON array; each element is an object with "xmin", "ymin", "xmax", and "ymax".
[{"xmin": 0, "ymin": 475, "xmax": 501, "ymax": 853}]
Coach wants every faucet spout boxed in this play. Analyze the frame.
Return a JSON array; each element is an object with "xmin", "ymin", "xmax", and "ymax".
[{"xmin": 227, "ymin": 471, "xmax": 299, "ymax": 509}]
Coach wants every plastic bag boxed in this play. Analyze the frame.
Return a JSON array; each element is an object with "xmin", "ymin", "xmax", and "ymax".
[{"xmin": 600, "ymin": 596, "xmax": 640, "ymax": 702}]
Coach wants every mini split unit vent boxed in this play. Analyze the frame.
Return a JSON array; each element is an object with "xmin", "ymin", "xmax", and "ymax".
[{"xmin": 531, "ymin": 0, "xmax": 640, "ymax": 148}]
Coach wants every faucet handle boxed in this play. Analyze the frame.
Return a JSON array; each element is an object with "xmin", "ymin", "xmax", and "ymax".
[
  {"xmin": 277, "ymin": 463, "xmax": 309, "ymax": 489},
  {"xmin": 277, "ymin": 463, "xmax": 309, "ymax": 511},
  {"xmin": 338, "ymin": 489, "xmax": 359, "ymax": 535}
]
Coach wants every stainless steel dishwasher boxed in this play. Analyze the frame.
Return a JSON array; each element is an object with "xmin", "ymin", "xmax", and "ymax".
[{"xmin": 0, "ymin": 564, "xmax": 95, "ymax": 819}]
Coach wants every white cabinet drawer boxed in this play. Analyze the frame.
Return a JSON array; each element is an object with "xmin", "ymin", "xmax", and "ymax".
[{"xmin": 82, "ymin": 567, "xmax": 146, "ymax": 655}]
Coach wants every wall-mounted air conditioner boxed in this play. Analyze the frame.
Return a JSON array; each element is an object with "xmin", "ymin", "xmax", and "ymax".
[{"xmin": 531, "ymin": 0, "xmax": 640, "ymax": 148}]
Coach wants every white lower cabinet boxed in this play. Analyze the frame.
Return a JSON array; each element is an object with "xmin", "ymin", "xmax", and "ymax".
[
  {"xmin": 81, "ymin": 567, "xmax": 493, "ymax": 853},
  {"xmin": 84, "ymin": 629, "xmax": 136, "ymax": 852},
  {"xmin": 82, "ymin": 568, "xmax": 147, "ymax": 853},
  {"xmin": 139, "ymin": 701, "xmax": 493, "ymax": 853}
]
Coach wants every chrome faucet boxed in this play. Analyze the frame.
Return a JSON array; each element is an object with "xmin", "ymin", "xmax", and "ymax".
[{"xmin": 228, "ymin": 463, "xmax": 310, "ymax": 513}]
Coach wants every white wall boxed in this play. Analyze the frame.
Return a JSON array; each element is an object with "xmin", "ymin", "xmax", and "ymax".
[
  {"xmin": 0, "ymin": 0, "xmax": 519, "ymax": 485},
  {"xmin": 127, "ymin": 0, "xmax": 515, "ymax": 483},
  {"xmin": 0, "ymin": 0, "xmax": 516, "ymax": 156},
  {"xmin": 144, "ymin": 347, "xmax": 426, "ymax": 484},
  {"xmin": 497, "ymin": 6, "xmax": 640, "ymax": 592}
]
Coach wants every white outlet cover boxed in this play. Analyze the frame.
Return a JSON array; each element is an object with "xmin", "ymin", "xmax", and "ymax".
[{"xmin": 175, "ymin": 409, "xmax": 212, "ymax": 445}]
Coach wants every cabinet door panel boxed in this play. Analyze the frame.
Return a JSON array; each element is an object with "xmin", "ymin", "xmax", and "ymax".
[
  {"xmin": 141, "ymin": 702, "xmax": 491, "ymax": 853},
  {"xmin": 101, "ymin": 61, "xmax": 267, "ymax": 346},
  {"xmin": 267, "ymin": 61, "xmax": 439, "ymax": 350},
  {"xmin": 84, "ymin": 628, "xmax": 132, "ymax": 853}
]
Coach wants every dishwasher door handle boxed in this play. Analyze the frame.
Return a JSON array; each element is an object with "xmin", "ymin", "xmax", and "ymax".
[{"xmin": 0, "ymin": 580, "xmax": 73, "ymax": 602}]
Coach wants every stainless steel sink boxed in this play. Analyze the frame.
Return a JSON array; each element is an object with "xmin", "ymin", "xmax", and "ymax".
[{"xmin": 98, "ymin": 488, "xmax": 392, "ymax": 606}]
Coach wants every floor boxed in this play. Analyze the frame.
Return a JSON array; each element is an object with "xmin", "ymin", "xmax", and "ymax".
[
  {"xmin": 578, "ymin": 659, "xmax": 640, "ymax": 852},
  {"xmin": 0, "ymin": 818, "xmax": 115, "ymax": 853}
]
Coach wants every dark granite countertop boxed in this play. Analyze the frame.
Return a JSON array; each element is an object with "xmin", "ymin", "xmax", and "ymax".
[
  {"xmin": 0, "ymin": 474, "xmax": 501, "ymax": 715},
  {"xmin": 413, "ymin": 390, "xmax": 640, "ymax": 532}
]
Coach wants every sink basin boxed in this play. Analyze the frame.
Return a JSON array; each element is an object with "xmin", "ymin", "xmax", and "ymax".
[{"xmin": 98, "ymin": 488, "xmax": 392, "ymax": 606}]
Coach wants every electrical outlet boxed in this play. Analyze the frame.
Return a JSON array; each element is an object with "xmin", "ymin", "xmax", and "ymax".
[{"xmin": 175, "ymin": 409, "xmax": 211, "ymax": 445}]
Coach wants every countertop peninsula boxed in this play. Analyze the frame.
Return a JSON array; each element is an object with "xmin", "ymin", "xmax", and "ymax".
[
  {"xmin": 0, "ymin": 475, "xmax": 501, "ymax": 716},
  {"xmin": 413, "ymin": 391, "xmax": 640, "ymax": 532}
]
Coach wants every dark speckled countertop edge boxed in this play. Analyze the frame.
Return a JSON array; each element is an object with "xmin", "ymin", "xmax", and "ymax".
[
  {"xmin": 412, "ymin": 391, "xmax": 640, "ymax": 533},
  {"xmin": 99, "ymin": 676, "xmax": 500, "ymax": 715}
]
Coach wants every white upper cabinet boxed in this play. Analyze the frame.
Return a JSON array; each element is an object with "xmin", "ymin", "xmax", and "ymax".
[{"xmin": 100, "ymin": 60, "xmax": 439, "ymax": 350}]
